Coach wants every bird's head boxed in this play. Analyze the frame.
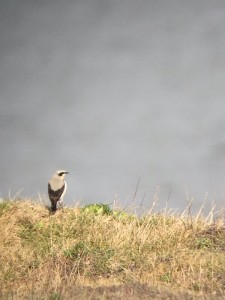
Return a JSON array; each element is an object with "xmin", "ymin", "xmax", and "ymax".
[{"xmin": 55, "ymin": 170, "xmax": 69, "ymax": 180}]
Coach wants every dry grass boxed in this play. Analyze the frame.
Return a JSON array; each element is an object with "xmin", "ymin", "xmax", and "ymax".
[{"xmin": 0, "ymin": 199, "xmax": 225, "ymax": 299}]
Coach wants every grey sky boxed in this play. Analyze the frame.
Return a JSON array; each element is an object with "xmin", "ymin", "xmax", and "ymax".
[{"xmin": 1, "ymin": 0, "xmax": 225, "ymax": 212}]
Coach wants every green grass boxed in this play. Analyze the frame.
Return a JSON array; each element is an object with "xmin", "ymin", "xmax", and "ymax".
[
  {"xmin": 0, "ymin": 199, "xmax": 12, "ymax": 216},
  {"xmin": 0, "ymin": 200, "xmax": 225, "ymax": 299}
]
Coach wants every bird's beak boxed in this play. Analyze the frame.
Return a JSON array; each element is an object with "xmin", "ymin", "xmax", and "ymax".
[{"xmin": 64, "ymin": 171, "xmax": 69, "ymax": 174}]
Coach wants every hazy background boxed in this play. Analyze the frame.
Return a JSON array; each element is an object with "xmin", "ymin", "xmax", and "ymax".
[{"xmin": 1, "ymin": 0, "xmax": 225, "ymax": 213}]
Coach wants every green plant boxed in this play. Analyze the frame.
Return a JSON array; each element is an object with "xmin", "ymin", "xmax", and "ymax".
[
  {"xmin": 160, "ymin": 273, "xmax": 171, "ymax": 283},
  {"xmin": 81, "ymin": 203, "xmax": 113, "ymax": 215},
  {"xmin": 0, "ymin": 200, "xmax": 11, "ymax": 216},
  {"xmin": 196, "ymin": 237, "xmax": 212, "ymax": 249},
  {"xmin": 48, "ymin": 292, "xmax": 62, "ymax": 300},
  {"xmin": 64, "ymin": 242, "xmax": 88, "ymax": 259}
]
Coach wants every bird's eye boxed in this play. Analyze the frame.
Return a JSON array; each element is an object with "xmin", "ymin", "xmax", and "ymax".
[{"xmin": 58, "ymin": 172, "xmax": 64, "ymax": 176}]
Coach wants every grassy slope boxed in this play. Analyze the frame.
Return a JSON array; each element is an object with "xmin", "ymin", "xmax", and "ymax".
[{"xmin": 0, "ymin": 200, "xmax": 225, "ymax": 299}]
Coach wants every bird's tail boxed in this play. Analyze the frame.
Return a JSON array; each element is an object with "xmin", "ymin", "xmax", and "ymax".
[{"xmin": 51, "ymin": 201, "xmax": 57, "ymax": 214}]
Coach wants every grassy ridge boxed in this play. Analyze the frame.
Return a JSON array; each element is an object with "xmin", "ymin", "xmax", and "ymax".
[{"xmin": 0, "ymin": 200, "xmax": 225, "ymax": 299}]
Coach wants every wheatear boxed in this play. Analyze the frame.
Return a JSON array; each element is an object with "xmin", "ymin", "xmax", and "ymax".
[{"xmin": 48, "ymin": 170, "xmax": 69, "ymax": 213}]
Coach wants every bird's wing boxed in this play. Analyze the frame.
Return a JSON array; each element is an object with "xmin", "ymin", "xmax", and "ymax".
[{"xmin": 48, "ymin": 183, "xmax": 65, "ymax": 202}]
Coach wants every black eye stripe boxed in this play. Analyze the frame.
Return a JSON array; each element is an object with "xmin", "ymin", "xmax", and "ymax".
[{"xmin": 58, "ymin": 172, "xmax": 64, "ymax": 176}]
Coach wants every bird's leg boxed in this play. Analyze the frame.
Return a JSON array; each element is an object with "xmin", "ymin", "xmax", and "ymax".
[{"xmin": 58, "ymin": 200, "xmax": 64, "ymax": 212}]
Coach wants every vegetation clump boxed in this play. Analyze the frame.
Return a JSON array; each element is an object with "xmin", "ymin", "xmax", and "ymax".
[{"xmin": 0, "ymin": 200, "xmax": 225, "ymax": 299}]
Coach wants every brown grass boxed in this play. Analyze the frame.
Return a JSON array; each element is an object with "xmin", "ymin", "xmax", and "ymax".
[{"xmin": 0, "ymin": 199, "xmax": 225, "ymax": 299}]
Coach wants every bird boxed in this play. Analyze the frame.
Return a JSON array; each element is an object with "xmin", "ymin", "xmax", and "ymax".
[{"xmin": 48, "ymin": 170, "xmax": 69, "ymax": 214}]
